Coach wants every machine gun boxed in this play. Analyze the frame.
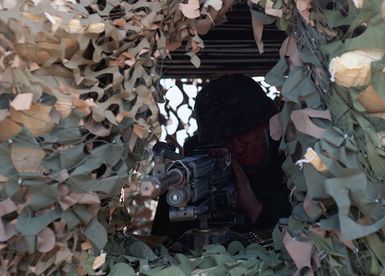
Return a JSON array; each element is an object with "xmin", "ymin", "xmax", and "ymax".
[{"xmin": 139, "ymin": 142, "xmax": 245, "ymax": 230}]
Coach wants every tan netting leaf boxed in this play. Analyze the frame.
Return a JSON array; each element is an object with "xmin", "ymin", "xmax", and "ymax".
[
  {"xmin": 10, "ymin": 93, "xmax": 33, "ymax": 111},
  {"xmin": 329, "ymin": 49, "xmax": 385, "ymax": 87},
  {"xmin": 36, "ymin": 227, "xmax": 56, "ymax": 253},
  {"xmin": 9, "ymin": 103, "xmax": 55, "ymax": 137},
  {"xmin": 10, "ymin": 145, "xmax": 45, "ymax": 173}
]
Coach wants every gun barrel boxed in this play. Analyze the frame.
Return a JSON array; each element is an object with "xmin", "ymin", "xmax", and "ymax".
[
  {"xmin": 169, "ymin": 206, "xmax": 196, "ymax": 221},
  {"xmin": 139, "ymin": 169, "xmax": 184, "ymax": 198}
]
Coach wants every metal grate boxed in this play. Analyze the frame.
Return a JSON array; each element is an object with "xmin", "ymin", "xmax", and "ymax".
[{"xmin": 246, "ymin": 229, "xmax": 274, "ymax": 248}]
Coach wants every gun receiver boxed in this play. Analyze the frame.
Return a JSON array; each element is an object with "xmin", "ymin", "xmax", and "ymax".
[{"xmin": 139, "ymin": 142, "xmax": 244, "ymax": 229}]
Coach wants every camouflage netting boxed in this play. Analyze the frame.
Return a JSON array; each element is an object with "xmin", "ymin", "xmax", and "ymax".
[
  {"xmin": 262, "ymin": 0, "xmax": 385, "ymax": 274},
  {"xmin": 0, "ymin": 0, "xmax": 203, "ymax": 274},
  {"xmin": 0, "ymin": 0, "xmax": 385, "ymax": 275}
]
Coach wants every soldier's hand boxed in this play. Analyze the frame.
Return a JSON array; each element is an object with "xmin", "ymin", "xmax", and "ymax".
[{"xmin": 231, "ymin": 159, "xmax": 263, "ymax": 223}]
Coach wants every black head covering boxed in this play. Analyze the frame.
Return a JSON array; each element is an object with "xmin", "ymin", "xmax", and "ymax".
[{"xmin": 194, "ymin": 74, "xmax": 277, "ymax": 144}]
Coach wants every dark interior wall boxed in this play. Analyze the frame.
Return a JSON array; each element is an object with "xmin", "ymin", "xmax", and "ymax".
[{"xmin": 160, "ymin": 2, "xmax": 286, "ymax": 78}]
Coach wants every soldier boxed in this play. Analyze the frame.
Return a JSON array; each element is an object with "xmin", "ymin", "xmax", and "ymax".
[{"xmin": 152, "ymin": 74, "xmax": 291, "ymax": 236}]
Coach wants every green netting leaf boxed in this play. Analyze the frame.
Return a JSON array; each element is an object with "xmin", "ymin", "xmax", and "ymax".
[
  {"xmin": 43, "ymin": 144, "xmax": 84, "ymax": 172},
  {"xmin": 265, "ymin": 57, "xmax": 288, "ymax": 86},
  {"xmin": 159, "ymin": 245, "xmax": 177, "ymax": 265},
  {"xmin": 139, "ymin": 259, "xmax": 150, "ymax": 273},
  {"xmin": 243, "ymin": 262, "xmax": 261, "ymax": 276},
  {"xmin": 84, "ymin": 217, "xmax": 108, "ymax": 251},
  {"xmin": 322, "ymin": 9, "xmax": 354, "ymax": 28},
  {"xmin": 299, "ymin": 50, "xmax": 322, "ymax": 67},
  {"xmin": 275, "ymin": 17, "xmax": 288, "ymax": 31},
  {"xmin": 12, "ymin": 128, "xmax": 41, "ymax": 148},
  {"xmin": 370, "ymin": 59, "xmax": 385, "ymax": 100},
  {"xmin": 28, "ymin": 186, "xmax": 58, "ymax": 210},
  {"xmin": 61, "ymin": 209, "xmax": 81, "ymax": 229},
  {"xmin": 16, "ymin": 207, "xmax": 61, "ymax": 236},
  {"xmin": 203, "ymin": 244, "xmax": 227, "ymax": 255},
  {"xmin": 306, "ymin": 231, "xmax": 345, "ymax": 258},
  {"xmin": 228, "ymin": 266, "xmax": 248, "ymax": 276},
  {"xmin": 369, "ymin": 250, "xmax": 382, "ymax": 275},
  {"xmin": 198, "ymin": 256, "xmax": 217, "ymax": 269},
  {"xmin": 303, "ymin": 164, "xmax": 329, "ymax": 199},
  {"xmin": 92, "ymin": 175, "xmax": 128, "ymax": 196},
  {"xmin": 108, "ymin": 262, "xmax": 136, "ymax": 276},
  {"xmin": 369, "ymin": 143, "xmax": 385, "ymax": 165},
  {"xmin": 144, "ymin": 265, "xmax": 187, "ymax": 276},
  {"xmin": 229, "ymin": 259, "xmax": 257, "ymax": 270},
  {"xmin": 0, "ymin": 143, "xmax": 13, "ymax": 176},
  {"xmin": 128, "ymin": 240, "xmax": 158, "ymax": 261},
  {"xmin": 227, "ymin": 241, "xmax": 245, "ymax": 256},
  {"xmin": 324, "ymin": 172, "xmax": 385, "ymax": 240},
  {"xmin": 85, "ymin": 255, "xmax": 105, "ymax": 276},
  {"xmin": 73, "ymin": 205, "xmax": 93, "ymax": 224},
  {"xmin": 322, "ymin": 40, "xmax": 345, "ymax": 60},
  {"xmin": 211, "ymin": 254, "xmax": 234, "ymax": 266},
  {"xmin": 42, "ymin": 111, "xmax": 83, "ymax": 145},
  {"xmin": 281, "ymin": 156, "xmax": 307, "ymax": 192},
  {"xmin": 345, "ymin": 24, "xmax": 385, "ymax": 51},
  {"xmin": 193, "ymin": 265, "xmax": 228, "ymax": 276},
  {"xmin": 298, "ymin": 77, "xmax": 322, "ymax": 108},
  {"xmin": 174, "ymin": 253, "xmax": 193, "ymax": 275},
  {"xmin": 23, "ymin": 235, "xmax": 36, "ymax": 254},
  {"xmin": 272, "ymin": 224, "xmax": 284, "ymax": 252},
  {"xmin": 287, "ymin": 216, "xmax": 306, "ymax": 238},
  {"xmin": 292, "ymin": 204, "xmax": 314, "ymax": 223},
  {"xmin": 366, "ymin": 233, "xmax": 385, "ymax": 266},
  {"xmin": 244, "ymin": 244, "xmax": 279, "ymax": 266},
  {"xmin": 249, "ymin": 8, "xmax": 275, "ymax": 24},
  {"xmin": 70, "ymin": 142, "xmax": 124, "ymax": 175},
  {"xmin": 281, "ymin": 67, "xmax": 304, "ymax": 104}
]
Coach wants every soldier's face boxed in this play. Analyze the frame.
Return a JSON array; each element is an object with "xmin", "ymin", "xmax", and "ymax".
[{"xmin": 224, "ymin": 124, "xmax": 267, "ymax": 167}]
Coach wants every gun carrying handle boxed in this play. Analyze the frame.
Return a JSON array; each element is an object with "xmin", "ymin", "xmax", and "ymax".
[{"xmin": 153, "ymin": 142, "xmax": 183, "ymax": 160}]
